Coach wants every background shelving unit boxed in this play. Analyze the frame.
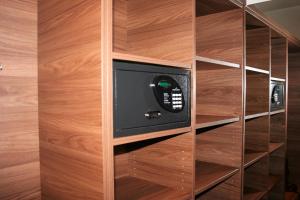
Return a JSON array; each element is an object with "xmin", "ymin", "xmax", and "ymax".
[
  {"xmin": 195, "ymin": 1, "xmax": 243, "ymax": 199},
  {"xmin": 243, "ymin": 12, "xmax": 288, "ymax": 200},
  {"xmin": 268, "ymin": 30, "xmax": 288, "ymax": 200}
]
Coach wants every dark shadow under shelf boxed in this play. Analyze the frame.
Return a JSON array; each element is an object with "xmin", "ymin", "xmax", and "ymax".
[
  {"xmin": 244, "ymin": 187, "xmax": 267, "ymax": 200},
  {"xmin": 115, "ymin": 176, "xmax": 190, "ymax": 200},
  {"xmin": 195, "ymin": 161, "xmax": 239, "ymax": 195},
  {"xmin": 244, "ymin": 150, "xmax": 268, "ymax": 168},
  {"xmin": 195, "ymin": 115, "xmax": 240, "ymax": 130}
]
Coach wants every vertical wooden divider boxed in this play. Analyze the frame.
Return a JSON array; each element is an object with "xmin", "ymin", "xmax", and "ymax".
[{"xmin": 102, "ymin": 0, "xmax": 114, "ymax": 199}]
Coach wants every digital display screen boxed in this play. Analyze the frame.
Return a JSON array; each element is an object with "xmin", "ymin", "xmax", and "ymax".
[{"xmin": 158, "ymin": 81, "xmax": 171, "ymax": 88}]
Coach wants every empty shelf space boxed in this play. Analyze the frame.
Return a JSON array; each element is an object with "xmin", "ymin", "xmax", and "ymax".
[
  {"xmin": 245, "ymin": 112, "xmax": 269, "ymax": 120},
  {"xmin": 115, "ymin": 176, "xmax": 190, "ymax": 200},
  {"xmin": 270, "ymin": 109, "xmax": 285, "ymax": 115},
  {"xmin": 112, "ymin": 52, "xmax": 191, "ymax": 69},
  {"xmin": 244, "ymin": 187, "xmax": 267, "ymax": 200},
  {"xmin": 245, "ymin": 66, "xmax": 270, "ymax": 75},
  {"xmin": 269, "ymin": 142, "xmax": 284, "ymax": 153},
  {"xmin": 195, "ymin": 115, "xmax": 240, "ymax": 129},
  {"xmin": 248, "ymin": 174, "xmax": 281, "ymax": 191},
  {"xmin": 195, "ymin": 56, "xmax": 240, "ymax": 68},
  {"xmin": 244, "ymin": 150, "xmax": 268, "ymax": 168},
  {"xmin": 113, "ymin": 127, "xmax": 191, "ymax": 146},
  {"xmin": 195, "ymin": 161, "xmax": 239, "ymax": 195}
]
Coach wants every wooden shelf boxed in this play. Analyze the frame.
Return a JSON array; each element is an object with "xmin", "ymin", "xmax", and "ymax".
[
  {"xmin": 271, "ymin": 77, "xmax": 286, "ymax": 82},
  {"xmin": 195, "ymin": 56, "xmax": 240, "ymax": 69},
  {"xmin": 195, "ymin": 161, "xmax": 239, "ymax": 195},
  {"xmin": 195, "ymin": 115, "xmax": 240, "ymax": 129},
  {"xmin": 244, "ymin": 150, "xmax": 268, "ymax": 168},
  {"xmin": 244, "ymin": 187, "xmax": 267, "ymax": 200},
  {"xmin": 113, "ymin": 126, "xmax": 192, "ymax": 146},
  {"xmin": 115, "ymin": 176, "xmax": 190, "ymax": 200},
  {"xmin": 246, "ymin": 66, "xmax": 270, "ymax": 75},
  {"xmin": 112, "ymin": 52, "xmax": 191, "ymax": 69},
  {"xmin": 269, "ymin": 142, "xmax": 284, "ymax": 154},
  {"xmin": 245, "ymin": 112, "xmax": 269, "ymax": 120},
  {"xmin": 270, "ymin": 109, "xmax": 285, "ymax": 116}
]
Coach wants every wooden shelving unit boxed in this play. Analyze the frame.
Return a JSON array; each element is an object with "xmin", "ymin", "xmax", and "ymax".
[
  {"xmin": 242, "ymin": 12, "xmax": 288, "ymax": 200},
  {"xmin": 194, "ymin": 1, "xmax": 243, "ymax": 199},
  {"xmin": 268, "ymin": 30, "xmax": 287, "ymax": 198},
  {"xmin": 36, "ymin": 0, "xmax": 291, "ymax": 199}
]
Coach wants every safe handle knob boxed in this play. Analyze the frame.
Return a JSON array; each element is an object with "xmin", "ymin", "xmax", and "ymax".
[{"xmin": 145, "ymin": 111, "xmax": 161, "ymax": 119}]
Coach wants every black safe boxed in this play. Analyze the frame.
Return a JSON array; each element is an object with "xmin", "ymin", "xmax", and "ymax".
[
  {"xmin": 113, "ymin": 60, "xmax": 191, "ymax": 138},
  {"xmin": 271, "ymin": 80, "xmax": 285, "ymax": 111}
]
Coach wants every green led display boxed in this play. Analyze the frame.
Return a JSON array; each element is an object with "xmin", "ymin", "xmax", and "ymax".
[{"xmin": 158, "ymin": 81, "xmax": 171, "ymax": 88}]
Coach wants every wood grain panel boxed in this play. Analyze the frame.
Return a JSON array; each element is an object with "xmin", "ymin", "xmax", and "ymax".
[
  {"xmin": 113, "ymin": 0, "xmax": 127, "ymax": 53},
  {"xmin": 196, "ymin": 9, "xmax": 243, "ymax": 65},
  {"xmin": 269, "ymin": 147, "xmax": 285, "ymax": 200},
  {"xmin": 246, "ymin": 71, "xmax": 269, "ymax": 115},
  {"xmin": 246, "ymin": 27, "xmax": 270, "ymax": 70},
  {"xmin": 131, "ymin": 133, "xmax": 193, "ymax": 193},
  {"xmin": 196, "ymin": 63, "xmax": 242, "ymax": 117},
  {"xmin": 271, "ymin": 36, "xmax": 287, "ymax": 79},
  {"xmin": 287, "ymin": 51, "xmax": 300, "ymax": 187},
  {"xmin": 113, "ymin": 0, "xmax": 194, "ymax": 63},
  {"xmin": 114, "ymin": 146, "xmax": 130, "ymax": 179},
  {"xmin": 196, "ymin": 122, "xmax": 243, "ymax": 168},
  {"xmin": 38, "ymin": 0, "xmax": 103, "ymax": 199},
  {"xmin": 0, "ymin": 0, "xmax": 40, "ymax": 199},
  {"xmin": 270, "ymin": 113, "xmax": 286, "ymax": 143},
  {"xmin": 245, "ymin": 116, "xmax": 269, "ymax": 152}
]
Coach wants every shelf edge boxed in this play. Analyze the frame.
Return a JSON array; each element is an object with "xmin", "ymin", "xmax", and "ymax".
[
  {"xmin": 113, "ymin": 126, "xmax": 192, "ymax": 146},
  {"xmin": 113, "ymin": 52, "xmax": 191, "ymax": 69},
  {"xmin": 270, "ymin": 109, "xmax": 285, "ymax": 115},
  {"xmin": 195, "ymin": 117, "xmax": 240, "ymax": 130},
  {"xmin": 271, "ymin": 77, "xmax": 286, "ymax": 82},
  {"xmin": 245, "ymin": 112, "xmax": 269, "ymax": 120},
  {"xmin": 244, "ymin": 152, "xmax": 268, "ymax": 168},
  {"xmin": 246, "ymin": 66, "xmax": 270, "ymax": 74},
  {"xmin": 195, "ymin": 56, "xmax": 241, "ymax": 69}
]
